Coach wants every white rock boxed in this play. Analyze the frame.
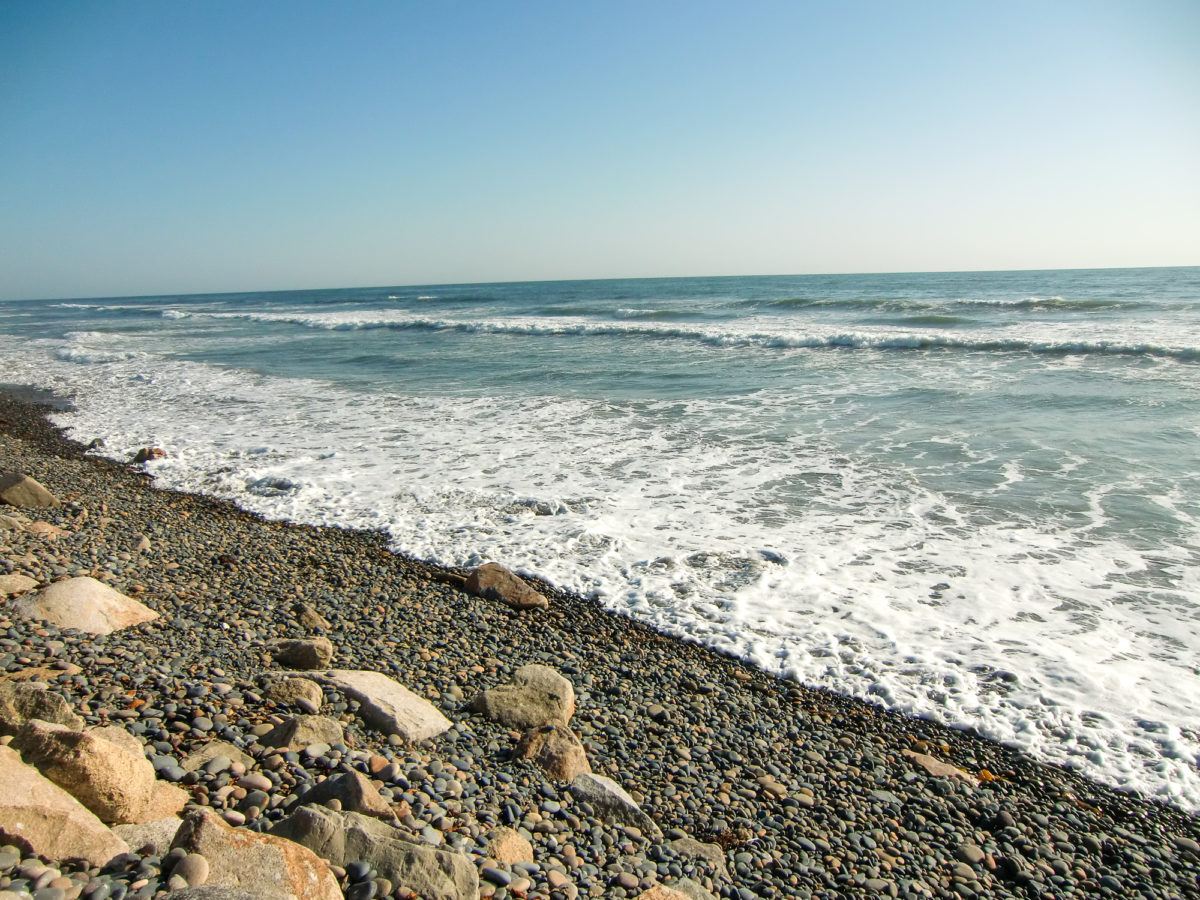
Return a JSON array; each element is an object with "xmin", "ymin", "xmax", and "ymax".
[{"xmin": 10, "ymin": 576, "xmax": 158, "ymax": 635}]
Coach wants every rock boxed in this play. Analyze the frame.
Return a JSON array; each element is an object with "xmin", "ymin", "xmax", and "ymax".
[
  {"xmin": 260, "ymin": 715, "xmax": 344, "ymax": 751},
  {"xmin": 0, "ymin": 574, "xmax": 38, "ymax": 597},
  {"xmin": 113, "ymin": 817, "xmax": 183, "ymax": 855},
  {"xmin": 465, "ymin": 562, "xmax": 549, "ymax": 610},
  {"xmin": 0, "ymin": 745, "xmax": 128, "ymax": 866},
  {"xmin": 132, "ymin": 448, "xmax": 167, "ymax": 463},
  {"xmin": 0, "ymin": 512, "xmax": 28, "ymax": 531},
  {"xmin": 318, "ymin": 670, "xmax": 451, "ymax": 742},
  {"xmin": 0, "ymin": 683, "xmax": 84, "ymax": 735},
  {"xmin": 293, "ymin": 602, "xmax": 331, "ymax": 631},
  {"xmin": 569, "ymin": 773, "xmax": 661, "ymax": 836},
  {"xmin": 295, "ymin": 770, "xmax": 391, "ymax": 818},
  {"xmin": 173, "ymin": 852, "xmax": 211, "ymax": 887},
  {"xmin": 659, "ymin": 880, "xmax": 718, "ymax": 900},
  {"xmin": 25, "ymin": 521, "xmax": 68, "ymax": 539},
  {"xmin": 0, "ymin": 663, "xmax": 82, "ymax": 683},
  {"xmin": 11, "ymin": 719, "xmax": 162, "ymax": 824},
  {"xmin": 271, "ymin": 638, "xmax": 334, "ymax": 670},
  {"xmin": 144, "ymin": 780, "xmax": 190, "ymax": 820},
  {"xmin": 182, "ymin": 741, "xmax": 256, "ymax": 773},
  {"xmin": 902, "ymin": 749, "xmax": 979, "ymax": 783},
  {"xmin": 0, "ymin": 472, "xmax": 59, "ymax": 508},
  {"xmin": 10, "ymin": 576, "xmax": 158, "ymax": 635},
  {"xmin": 271, "ymin": 805, "xmax": 477, "ymax": 900},
  {"xmin": 265, "ymin": 676, "xmax": 324, "ymax": 711},
  {"xmin": 169, "ymin": 890, "xmax": 257, "ymax": 900},
  {"xmin": 669, "ymin": 837, "xmax": 729, "ymax": 879},
  {"xmin": 515, "ymin": 724, "xmax": 591, "ymax": 781},
  {"xmin": 172, "ymin": 808, "xmax": 341, "ymax": 900},
  {"xmin": 486, "ymin": 827, "xmax": 534, "ymax": 865},
  {"xmin": 470, "ymin": 664, "xmax": 575, "ymax": 729}
]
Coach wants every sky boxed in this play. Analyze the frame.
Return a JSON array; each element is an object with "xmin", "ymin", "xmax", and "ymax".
[{"xmin": 0, "ymin": 1, "xmax": 1197, "ymax": 300}]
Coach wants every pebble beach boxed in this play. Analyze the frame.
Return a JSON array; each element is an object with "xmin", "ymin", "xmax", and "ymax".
[{"xmin": 0, "ymin": 387, "xmax": 1197, "ymax": 900}]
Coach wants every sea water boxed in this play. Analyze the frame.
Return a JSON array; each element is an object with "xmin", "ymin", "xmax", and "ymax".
[{"xmin": 1, "ymin": 267, "xmax": 1197, "ymax": 809}]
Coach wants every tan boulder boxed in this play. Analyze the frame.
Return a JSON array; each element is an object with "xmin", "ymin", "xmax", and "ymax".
[
  {"xmin": 10, "ymin": 576, "xmax": 158, "ymax": 634},
  {"xmin": 260, "ymin": 715, "xmax": 344, "ymax": 751},
  {"xmin": 11, "ymin": 719, "xmax": 161, "ymax": 824},
  {"xmin": 26, "ymin": 521, "xmax": 69, "ymax": 540},
  {"xmin": 515, "ymin": 724, "xmax": 591, "ymax": 781},
  {"xmin": 114, "ymin": 816, "xmax": 184, "ymax": 855},
  {"xmin": 182, "ymin": 740, "xmax": 257, "ymax": 773},
  {"xmin": 317, "ymin": 670, "xmax": 451, "ymax": 742},
  {"xmin": 271, "ymin": 637, "xmax": 334, "ymax": 670},
  {"xmin": 470, "ymin": 663, "xmax": 575, "ymax": 729},
  {"xmin": 172, "ymin": 807, "xmax": 342, "ymax": 900},
  {"xmin": 294, "ymin": 770, "xmax": 391, "ymax": 819},
  {"xmin": 486, "ymin": 826, "xmax": 534, "ymax": 865},
  {"xmin": 639, "ymin": 881, "xmax": 716, "ymax": 900},
  {"xmin": 902, "ymin": 749, "xmax": 979, "ymax": 783},
  {"xmin": 0, "ymin": 573, "xmax": 38, "ymax": 597},
  {"xmin": 465, "ymin": 562, "xmax": 549, "ymax": 609},
  {"xmin": 0, "ymin": 512, "xmax": 29, "ymax": 531},
  {"xmin": 0, "ymin": 745, "xmax": 128, "ymax": 866},
  {"xmin": 0, "ymin": 682, "xmax": 84, "ymax": 734},
  {"xmin": 265, "ymin": 676, "xmax": 323, "ymax": 712},
  {"xmin": 0, "ymin": 472, "xmax": 60, "ymax": 508}
]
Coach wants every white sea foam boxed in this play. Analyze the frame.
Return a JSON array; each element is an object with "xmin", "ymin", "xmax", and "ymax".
[
  {"xmin": 157, "ymin": 308, "xmax": 1200, "ymax": 362},
  {"xmin": 2, "ymin": 327, "xmax": 1198, "ymax": 810}
]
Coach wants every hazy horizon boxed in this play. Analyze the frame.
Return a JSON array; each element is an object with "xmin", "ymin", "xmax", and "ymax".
[{"xmin": 2, "ymin": 1, "xmax": 1198, "ymax": 301}]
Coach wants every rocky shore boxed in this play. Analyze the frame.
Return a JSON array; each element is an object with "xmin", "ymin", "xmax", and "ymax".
[{"xmin": 0, "ymin": 389, "xmax": 1196, "ymax": 900}]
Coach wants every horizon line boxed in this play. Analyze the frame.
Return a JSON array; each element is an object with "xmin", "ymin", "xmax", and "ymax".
[{"xmin": 5, "ymin": 261, "xmax": 1198, "ymax": 304}]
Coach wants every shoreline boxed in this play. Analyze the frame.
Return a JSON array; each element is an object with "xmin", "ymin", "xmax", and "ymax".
[{"xmin": 0, "ymin": 386, "xmax": 1197, "ymax": 898}]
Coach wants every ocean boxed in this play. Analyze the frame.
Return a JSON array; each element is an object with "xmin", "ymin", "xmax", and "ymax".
[{"xmin": 1, "ymin": 266, "xmax": 1197, "ymax": 810}]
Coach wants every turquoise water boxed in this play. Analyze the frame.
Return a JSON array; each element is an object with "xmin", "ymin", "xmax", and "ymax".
[{"xmin": 1, "ymin": 266, "xmax": 1198, "ymax": 807}]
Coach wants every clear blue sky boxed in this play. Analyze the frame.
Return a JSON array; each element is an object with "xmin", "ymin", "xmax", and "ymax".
[{"xmin": 1, "ymin": 1, "xmax": 1197, "ymax": 300}]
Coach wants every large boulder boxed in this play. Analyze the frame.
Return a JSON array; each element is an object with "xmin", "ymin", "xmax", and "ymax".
[
  {"xmin": 0, "ymin": 745, "xmax": 129, "ymax": 866},
  {"xmin": 465, "ymin": 562, "xmax": 548, "ymax": 610},
  {"xmin": 486, "ymin": 826, "xmax": 534, "ymax": 865},
  {"xmin": 172, "ymin": 808, "xmax": 341, "ymax": 900},
  {"xmin": 569, "ymin": 773, "xmax": 661, "ymax": 837},
  {"xmin": 470, "ymin": 664, "xmax": 575, "ymax": 730},
  {"xmin": 0, "ymin": 472, "xmax": 60, "ymax": 508},
  {"xmin": 515, "ymin": 724, "xmax": 591, "ymax": 781},
  {"xmin": 271, "ymin": 805, "xmax": 477, "ymax": 899},
  {"xmin": 265, "ymin": 676, "xmax": 323, "ymax": 713},
  {"xmin": 114, "ymin": 816, "xmax": 184, "ymax": 855},
  {"xmin": 10, "ymin": 576, "xmax": 158, "ymax": 635},
  {"xmin": 0, "ymin": 573, "xmax": 38, "ymax": 597},
  {"xmin": 294, "ymin": 770, "xmax": 391, "ymax": 818},
  {"xmin": 11, "ymin": 719, "xmax": 167, "ymax": 825},
  {"xmin": 318, "ymin": 670, "xmax": 451, "ymax": 742},
  {"xmin": 271, "ymin": 638, "xmax": 334, "ymax": 670},
  {"xmin": 0, "ymin": 682, "xmax": 84, "ymax": 735},
  {"xmin": 260, "ymin": 715, "xmax": 344, "ymax": 751}
]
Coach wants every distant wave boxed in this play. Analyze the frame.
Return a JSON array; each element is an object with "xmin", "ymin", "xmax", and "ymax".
[
  {"xmin": 759, "ymin": 295, "xmax": 1143, "ymax": 313},
  {"xmin": 161, "ymin": 308, "xmax": 1200, "ymax": 362}
]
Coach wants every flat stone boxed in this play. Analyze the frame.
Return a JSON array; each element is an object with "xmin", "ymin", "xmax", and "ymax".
[
  {"xmin": 10, "ymin": 576, "xmax": 158, "ymax": 635},
  {"xmin": 318, "ymin": 670, "xmax": 451, "ymax": 742},
  {"xmin": 569, "ymin": 773, "xmax": 661, "ymax": 837},
  {"xmin": 294, "ymin": 770, "xmax": 391, "ymax": 819},
  {"xmin": 902, "ymin": 749, "xmax": 978, "ymax": 783},
  {"xmin": 271, "ymin": 805, "xmax": 477, "ymax": 899},
  {"xmin": 271, "ymin": 638, "xmax": 334, "ymax": 670},
  {"xmin": 260, "ymin": 715, "xmax": 344, "ymax": 751},
  {"xmin": 465, "ymin": 562, "xmax": 549, "ymax": 610},
  {"xmin": 0, "ymin": 682, "xmax": 84, "ymax": 735},
  {"xmin": 113, "ymin": 817, "xmax": 183, "ymax": 856},
  {"xmin": 264, "ymin": 676, "xmax": 323, "ymax": 711},
  {"xmin": 0, "ymin": 745, "xmax": 128, "ymax": 866},
  {"xmin": 0, "ymin": 472, "xmax": 59, "ymax": 508},
  {"xmin": 470, "ymin": 664, "xmax": 575, "ymax": 730},
  {"xmin": 171, "ymin": 808, "xmax": 341, "ymax": 900},
  {"xmin": 669, "ymin": 837, "xmax": 729, "ymax": 879},
  {"xmin": 0, "ymin": 574, "xmax": 37, "ymax": 597}
]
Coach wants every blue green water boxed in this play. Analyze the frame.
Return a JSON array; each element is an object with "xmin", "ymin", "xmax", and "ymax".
[{"xmin": 1, "ymin": 266, "xmax": 1198, "ymax": 807}]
